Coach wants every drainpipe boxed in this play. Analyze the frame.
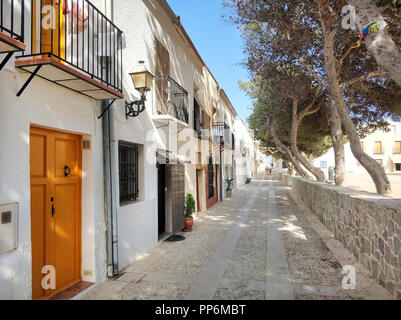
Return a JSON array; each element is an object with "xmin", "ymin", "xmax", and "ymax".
[
  {"xmin": 217, "ymin": 87, "xmax": 223, "ymax": 201},
  {"xmin": 102, "ymin": 100, "xmax": 119, "ymax": 277},
  {"xmin": 102, "ymin": 0, "xmax": 118, "ymax": 277}
]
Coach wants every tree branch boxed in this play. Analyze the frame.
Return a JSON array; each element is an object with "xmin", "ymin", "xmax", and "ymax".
[
  {"xmin": 338, "ymin": 45, "xmax": 357, "ymax": 68},
  {"xmin": 297, "ymin": 95, "xmax": 324, "ymax": 123},
  {"xmin": 340, "ymin": 70, "xmax": 387, "ymax": 88},
  {"xmin": 297, "ymin": 56, "xmax": 328, "ymax": 87}
]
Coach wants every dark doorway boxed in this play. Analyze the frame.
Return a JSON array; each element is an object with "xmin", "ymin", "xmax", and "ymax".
[
  {"xmin": 206, "ymin": 157, "xmax": 218, "ymax": 209},
  {"xmin": 396, "ymin": 163, "xmax": 401, "ymax": 171},
  {"xmin": 158, "ymin": 164, "xmax": 166, "ymax": 236},
  {"xmin": 208, "ymin": 158, "xmax": 214, "ymax": 199}
]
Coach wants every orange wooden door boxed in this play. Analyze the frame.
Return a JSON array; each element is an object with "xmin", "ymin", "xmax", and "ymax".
[{"xmin": 30, "ymin": 127, "xmax": 82, "ymax": 299}]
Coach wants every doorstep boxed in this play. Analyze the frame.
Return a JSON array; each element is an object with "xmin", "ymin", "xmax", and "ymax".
[{"xmin": 50, "ymin": 281, "xmax": 94, "ymax": 300}]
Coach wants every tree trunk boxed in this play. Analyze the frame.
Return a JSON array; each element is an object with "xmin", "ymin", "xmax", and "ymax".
[
  {"xmin": 291, "ymin": 100, "xmax": 326, "ymax": 182},
  {"xmin": 329, "ymin": 98, "xmax": 345, "ymax": 186},
  {"xmin": 268, "ymin": 122, "xmax": 309, "ymax": 178},
  {"xmin": 348, "ymin": 0, "xmax": 401, "ymax": 86},
  {"xmin": 316, "ymin": 0, "xmax": 392, "ymax": 195}
]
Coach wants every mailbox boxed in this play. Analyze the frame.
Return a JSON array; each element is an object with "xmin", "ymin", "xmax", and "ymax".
[{"xmin": 0, "ymin": 203, "xmax": 18, "ymax": 255}]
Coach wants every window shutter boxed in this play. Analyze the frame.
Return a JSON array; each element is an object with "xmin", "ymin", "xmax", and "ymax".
[{"xmin": 154, "ymin": 37, "xmax": 170, "ymax": 114}]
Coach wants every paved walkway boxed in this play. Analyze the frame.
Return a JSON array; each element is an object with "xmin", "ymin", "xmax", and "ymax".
[{"xmin": 82, "ymin": 175, "xmax": 392, "ymax": 300}]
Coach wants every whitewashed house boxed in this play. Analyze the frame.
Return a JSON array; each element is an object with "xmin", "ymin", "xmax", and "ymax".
[
  {"xmin": 0, "ymin": 0, "xmax": 242, "ymax": 300},
  {"xmin": 314, "ymin": 121, "xmax": 401, "ymax": 178},
  {"xmin": 0, "ymin": 0, "xmax": 122, "ymax": 299}
]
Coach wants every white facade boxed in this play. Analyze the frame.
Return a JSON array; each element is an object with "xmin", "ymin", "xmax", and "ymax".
[
  {"xmin": 254, "ymin": 142, "xmax": 267, "ymax": 174},
  {"xmin": 214, "ymin": 89, "xmax": 237, "ymax": 199},
  {"xmin": 314, "ymin": 121, "xmax": 401, "ymax": 178},
  {"xmin": 233, "ymin": 119, "xmax": 256, "ymax": 187},
  {"xmin": 0, "ymin": 0, "xmax": 109, "ymax": 299}
]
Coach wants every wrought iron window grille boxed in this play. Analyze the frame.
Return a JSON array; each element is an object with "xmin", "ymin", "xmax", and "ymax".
[{"xmin": 119, "ymin": 142, "xmax": 139, "ymax": 204}]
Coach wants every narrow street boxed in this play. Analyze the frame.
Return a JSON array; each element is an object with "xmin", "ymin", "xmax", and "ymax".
[{"xmin": 83, "ymin": 175, "xmax": 391, "ymax": 300}]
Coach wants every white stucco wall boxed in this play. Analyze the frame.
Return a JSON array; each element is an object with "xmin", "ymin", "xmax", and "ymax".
[
  {"xmin": 233, "ymin": 119, "xmax": 256, "ymax": 187},
  {"xmin": 0, "ymin": 64, "xmax": 106, "ymax": 299},
  {"xmin": 0, "ymin": 0, "xmax": 116, "ymax": 299}
]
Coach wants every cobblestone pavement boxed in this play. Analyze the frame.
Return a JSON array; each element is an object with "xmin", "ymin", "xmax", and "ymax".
[{"xmin": 82, "ymin": 175, "xmax": 392, "ymax": 300}]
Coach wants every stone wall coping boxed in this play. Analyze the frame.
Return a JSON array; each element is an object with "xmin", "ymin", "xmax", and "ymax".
[{"xmin": 286, "ymin": 175, "xmax": 401, "ymax": 213}]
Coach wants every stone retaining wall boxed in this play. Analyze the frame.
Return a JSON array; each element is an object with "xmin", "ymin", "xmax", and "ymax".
[{"xmin": 280, "ymin": 174, "xmax": 401, "ymax": 299}]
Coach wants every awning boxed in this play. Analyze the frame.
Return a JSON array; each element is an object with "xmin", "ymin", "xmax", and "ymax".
[{"xmin": 390, "ymin": 155, "xmax": 401, "ymax": 163}]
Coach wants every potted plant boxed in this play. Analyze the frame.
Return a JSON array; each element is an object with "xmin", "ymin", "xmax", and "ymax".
[
  {"xmin": 225, "ymin": 178, "xmax": 234, "ymax": 198},
  {"xmin": 183, "ymin": 193, "xmax": 195, "ymax": 232},
  {"xmin": 245, "ymin": 177, "xmax": 252, "ymax": 184}
]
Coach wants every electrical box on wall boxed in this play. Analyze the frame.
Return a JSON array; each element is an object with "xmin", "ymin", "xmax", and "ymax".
[{"xmin": 0, "ymin": 203, "xmax": 18, "ymax": 255}]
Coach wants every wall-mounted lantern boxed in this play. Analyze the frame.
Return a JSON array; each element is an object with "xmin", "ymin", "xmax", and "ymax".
[{"xmin": 125, "ymin": 61, "xmax": 154, "ymax": 118}]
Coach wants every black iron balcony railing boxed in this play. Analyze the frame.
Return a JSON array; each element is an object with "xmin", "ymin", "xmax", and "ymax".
[
  {"xmin": 16, "ymin": 0, "xmax": 122, "ymax": 98},
  {"xmin": 155, "ymin": 75, "xmax": 189, "ymax": 124},
  {"xmin": 213, "ymin": 122, "xmax": 232, "ymax": 148},
  {"xmin": 0, "ymin": 0, "xmax": 25, "ymax": 43}
]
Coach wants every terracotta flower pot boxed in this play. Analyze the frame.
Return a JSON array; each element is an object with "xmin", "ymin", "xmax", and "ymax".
[
  {"xmin": 226, "ymin": 190, "xmax": 232, "ymax": 198},
  {"xmin": 183, "ymin": 217, "xmax": 193, "ymax": 232}
]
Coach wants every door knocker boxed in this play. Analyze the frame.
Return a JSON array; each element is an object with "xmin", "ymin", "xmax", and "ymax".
[{"xmin": 64, "ymin": 165, "xmax": 71, "ymax": 177}]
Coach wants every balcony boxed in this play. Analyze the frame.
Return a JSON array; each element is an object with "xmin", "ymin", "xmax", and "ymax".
[
  {"xmin": 15, "ymin": 0, "xmax": 123, "ymax": 100},
  {"xmin": 213, "ymin": 122, "xmax": 231, "ymax": 147},
  {"xmin": 153, "ymin": 75, "xmax": 189, "ymax": 126},
  {"xmin": 0, "ymin": 0, "xmax": 25, "ymax": 70}
]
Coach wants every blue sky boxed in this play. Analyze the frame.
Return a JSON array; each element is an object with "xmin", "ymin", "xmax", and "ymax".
[{"xmin": 167, "ymin": 0, "xmax": 253, "ymax": 124}]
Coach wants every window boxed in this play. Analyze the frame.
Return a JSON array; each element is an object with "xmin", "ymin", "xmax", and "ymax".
[
  {"xmin": 194, "ymin": 98, "xmax": 201, "ymax": 133},
  {"xmin": 320, "ymin": 161, "xmax": 327, "ymax": 169},
  {"xmin": 394, "ymin": 141, "xmax": 401, "ymax": 154},
  {"xmin": 208, "ymin": 157, "xmax": 214, "ymax": 199},
  {"xmin": 396, "ymin": 163, "xmax": 401, "ymax": 171},
  {"xmin": 119, "ymin": 142, "xmax": 139, "ymax": 204},
  {"xmin": 374, "ymin": 141, "xmax": 383, "ymax": 154},
  {"xmin": 155, "ymin": 37, "xmax": 170, "ymax": 116},
  {"xmin": 282, "ymin": 161, "xmax": 287, "ymax": 169},
  {"xmin": 376, "ymin": 159, "xmax": 383, "ymax": 166}
]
